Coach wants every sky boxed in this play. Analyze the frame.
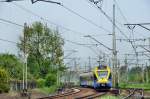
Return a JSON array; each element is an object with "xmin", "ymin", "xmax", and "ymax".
[{"xmin": 0, "ymin": 0, "xmax": 150, "ymax": 69}]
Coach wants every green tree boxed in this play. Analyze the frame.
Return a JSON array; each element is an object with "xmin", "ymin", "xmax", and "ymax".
[
  {"xmin": 0, "ymin": 68, "xmax": 10, "ymax": 93},
  {"xmin": 128, "ymin": 66, "xmax": 143, "ymax": 82},
  {"xmin": 18, "ymin": 22, "xmax": 65, "ymax": 78},
  {"xmin": 0, "ymin": 54, "xmax": 23, "ymax": 79},
  {"xmin": 45, "ymin": 73, "xmax": 57, "ymax": 87}
]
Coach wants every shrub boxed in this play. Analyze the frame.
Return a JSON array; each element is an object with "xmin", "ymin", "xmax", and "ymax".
[
  {"xmin": 0, "ymin": 84, "xmax": 9, "ymax": 93},
  {"xmin": 0, "ymin": 68, "xmax": 10, "ymax": 93},
  {"xmin": 45, "ymin": 73, "xmax": 57, "ymax": 87},
  {"xmin": 36, "ymin": 78, "xmax": 45, "ymax": 88}
]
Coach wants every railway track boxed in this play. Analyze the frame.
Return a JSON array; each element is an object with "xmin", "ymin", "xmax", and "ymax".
[
  {"xmin": 122, "ymin": 88, "xmax": 144, "ymax": 99},
  {"xmin": 38, "ymin": 88, "xmax": 106, "ymax": 99},
  {"xmin": 38, "ymin": 88, "xmax": 80, "ymax": 99},
  {"xmin": 38, "ymin": 87, "xmax": 146, "ymax": 99},
  {"xmin": 75, "ymin": 92, "xmax": 106, "ymax": 99}
]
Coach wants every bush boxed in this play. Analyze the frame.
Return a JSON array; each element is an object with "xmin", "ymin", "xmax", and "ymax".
[
  {"xmin": 0, "ymin": 84, "xmax": 9, "ymax": 93},
  {"xmin": 45, "ymin": 73, "xmax": 57, "ymax": 87},
  {"xmin": 36, "ymin": 78, "xmax": 45, "ymax": 88},
  {"xmin": 0, "ymin": 68, "xmax": 10, "ymax": 93}
]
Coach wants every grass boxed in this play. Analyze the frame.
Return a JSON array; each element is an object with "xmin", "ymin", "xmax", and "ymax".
[
  {"xmin": 119, "ymin": 83, "xmax": 150, "ymax": 90},
  {"xmin": 32, "ymin": 85, "xmax": 59, "ymax": 95}
]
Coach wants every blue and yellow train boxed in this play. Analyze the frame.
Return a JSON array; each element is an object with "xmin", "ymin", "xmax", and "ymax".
[{"xmin": 79, "ymin": 65, "xmax": 112, "ymax": 89}]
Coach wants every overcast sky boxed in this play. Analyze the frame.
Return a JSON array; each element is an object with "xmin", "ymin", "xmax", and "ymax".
[{"xmin": 0, "ymin": 0, "xmax": 150, "ymax": 68}]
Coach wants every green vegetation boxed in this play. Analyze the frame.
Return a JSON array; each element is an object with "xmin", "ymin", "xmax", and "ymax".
[
  {"xmin": 36, "ymin": 78, "xmax": 46, "ymax": 88},
  {"xmin": 45, "ymin": 73, "xmax": 57, "ymax": 87},
  {"xmin": 119, "ymin": 65, "xmax": 150, "ymax": 90},
  {"xmin": 120, "ymin": 66, "xmax": 150, "ymax": 81},
  {"xmin": 0, "ymin": 54, "xmax": 23, "ymax": 80},
  {"xmin": 0, "ymin": 21, "xmax": 66, "ymax": 93},
  {"xmin": 119, "ymin": 83, "xmax": 150, "ymax": 90},
  {"xmin": 18, "ymin": 22, "xmax": 65, "ymax": 79},
  {"xmin": 0, "ymin": 68, "xmax": 10, "ymax": 93},
  {"xmin": 34, "ymin": 85, "xmax": 59, "ymax": 95}
]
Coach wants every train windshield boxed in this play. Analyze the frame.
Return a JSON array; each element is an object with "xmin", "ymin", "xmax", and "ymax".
[{"xmin": 97, "ymin": 71, "xmax": 108, "ymax": 78}]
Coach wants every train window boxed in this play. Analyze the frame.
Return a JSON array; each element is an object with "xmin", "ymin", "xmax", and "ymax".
[
  {"xmin": 98, "ymin": 65, "xmax": 107, "ymax": 69},
  {"xmin": 97, "ymin": 71, "xmax": 108, "ymax": 78},
  {"xmin": 109, "ymin": 73, "xmax": 112, "ymax": 79}
]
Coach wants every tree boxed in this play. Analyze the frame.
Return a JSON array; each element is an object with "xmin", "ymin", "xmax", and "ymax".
[
  {"xmin": 18, "ymin": 22, "xmax": 65, "ymax": 78},
  {"xmin": 45, "ymin": 73, "xmax": 56, "ymax": 87},
  {"xmin": 0, "ymin": 68, "xmax": 10, "ymax": 93},
  {"xmin": 128, "ymin": 66, "xmax": 143, "ymax": 82},
  {"xmin": 0, "ymin": 54, "xmax": 23, "ymax": 79}
]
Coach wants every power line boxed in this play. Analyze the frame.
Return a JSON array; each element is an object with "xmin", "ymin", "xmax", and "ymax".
[
  {"xmin": 65, "ymin": 39, "xmax": 99, "ymax": 46},
  {"xmin": 84, "ymin": 35, "xmax": 112, "ymax": 51},
  {"xmin": 86, "ymin": 0, "xmax": 129, "ymax": 39},
  {"xmin": 11, "ymin": 2, "xmax": 114, "ymax": 53},
  {"xmin": 114, "ymin": 0, "xmax": 128, "ymax": 23},
  {"xmin": 0, "ymin": 0, "xmax": 23, "ymax": 2},
  {"xmin": 86, "ymin": 0, "xmax": 140, "ymax": 56},
  {"xmin": 12, "ymin": 2, "xmax": 84, "ymax": 36},
  {"xmin": 0, "ymin": 18, "xmax": 24, "ymax": 27},
  {"xmin": 0, "ymin": 38, "xmax": 18, "ymax": 44},
  {"xmin": 0, "ymin": 18, "xmax": 99, "ymax": 53},
  {"xmin": 31, "ymin": 0, "xmax": 111, "ymax": 34},
  {"xmin": 61, "ymin": 5, "xmax": 111, "ymax": 34}
]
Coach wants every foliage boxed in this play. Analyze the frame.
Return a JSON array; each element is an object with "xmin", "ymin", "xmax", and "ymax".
[
  {"xmin": 0, "ymin": 83, "xmax": 10, "ymax": 93},
  {"xmin": 36, "ymin": 78, "xmax": 45, "ymax": 88},
  {"xmin": 33, "ymin": 85, "xmax": 58, "ymax": 95},
  {"xmin": 18, "ymin": 22, "xmax": 65, "ymax": 78},
  {"xmin": 45, "ymin": 73, "xmax": 57, "ymax": 87},
  {"xmin": 128, "ymin": 66, "xmax": 143, "ymax": 82},
  {"xmin": 0, "ymin": 54, "xmax": 23, "ymax": 80},
  {"xmin": 0, "ymin": 68, "xmax": 10, "ymax": 93},
  {"xmin": 144, "ymin": 66, "xmax": 150, "ymax": 83},
  {"xmin": 119, "ymin": 83, "xmax": 150, "ymax": 90}
]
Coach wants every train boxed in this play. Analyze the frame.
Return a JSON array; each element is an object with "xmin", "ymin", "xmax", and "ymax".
[{"xmin": 79, "ymin": 65, "xmax": 112, "ymax": 89}]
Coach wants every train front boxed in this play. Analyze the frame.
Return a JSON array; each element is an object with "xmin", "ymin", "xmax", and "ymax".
[{"xmin": 93, "ymin": 65, "xmax": 112, "ymax": 89}]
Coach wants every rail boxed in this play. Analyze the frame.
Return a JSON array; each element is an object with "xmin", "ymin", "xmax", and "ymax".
[
  {"xmin": 123, "ymin": 88, "xmax": 144, "ymax": 99},
  {"xmin": 38, "ymin": 88, "xmax": 80, "ymax": 99}
]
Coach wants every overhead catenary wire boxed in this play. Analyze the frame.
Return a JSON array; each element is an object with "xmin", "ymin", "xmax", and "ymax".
[
  {"xmin": 65, "ymin": 39, "xmax": 99, "ymax": 46},
  {"xmin": 61, "ymin": 5, "xmax": 111, "ymax": 34},
  {"xmin": 0, "ymin": 38, "xmax": 18, "ymax": 44},
  {"xmin": 1, "ymin": 0, "xmax": 134, "ymax": 58},
  {"xmin": 31, "ymin": 0, "xmax": 111, "ymax": 34},
  {"xmin": 0, "ymin": 17, "xmax": 102, "ymax": 54},
  {"xmin": 113, "ymin": 0, "xmax": 128, "ymax": 23},
  {"xmin": 12, "ymin": 2, "xmax": 84, "ymax": 36},
  {"xmin": 114, "ymin": 0, "xmax": 147, "ymax": 38},
  {"xmin": 11, "ymin": 2, "xmax": 113, "ymax": 52},
  {"xmin": 86, "ymin": 0, "xmax": 129, "ymax": 39},
  {"xmin": 85, "ymin": 0, "xmax": 140, "ymax": 57},
  {"xmin": 0, "ymin": 18, "xmax": 24, "ymax": 27},
  {"xmin": 113, "ymin": 0, "xmax": 146, "ymax": 61}
]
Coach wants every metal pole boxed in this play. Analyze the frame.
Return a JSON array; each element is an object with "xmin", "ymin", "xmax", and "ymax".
[
  {"xmin": 88, "ymin": 56, "xmax": 91, "ymax": 72},
  {"xmin": 25, "ymin": 55, "xmax": 28, "ymax": 90},
  {"xmin": 112, "ymin": 4, "xmax": 117, "ymax": 88},
  {"xmin": 124, "ymin": 54, "xmax": 128, "ymax": 83},
  {"xmin": 23, "ymin": 23, "xmax": 26, "ymax": 90},
  {"xmin": 146, "ymin": 63, "xmax": 149, "ymax": 83},
  {"xmin": 24, "ymin": 23, "xmax": 28, "ymax": 90},
  {"xmin": 23, "ymin": 62, "xmax": 25, "ymax": 90}
]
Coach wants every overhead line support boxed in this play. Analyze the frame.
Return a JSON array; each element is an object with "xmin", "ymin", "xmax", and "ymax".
[{"xmin": 124, "ymin": 23, "xmax": 150, "ymax": 32}]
